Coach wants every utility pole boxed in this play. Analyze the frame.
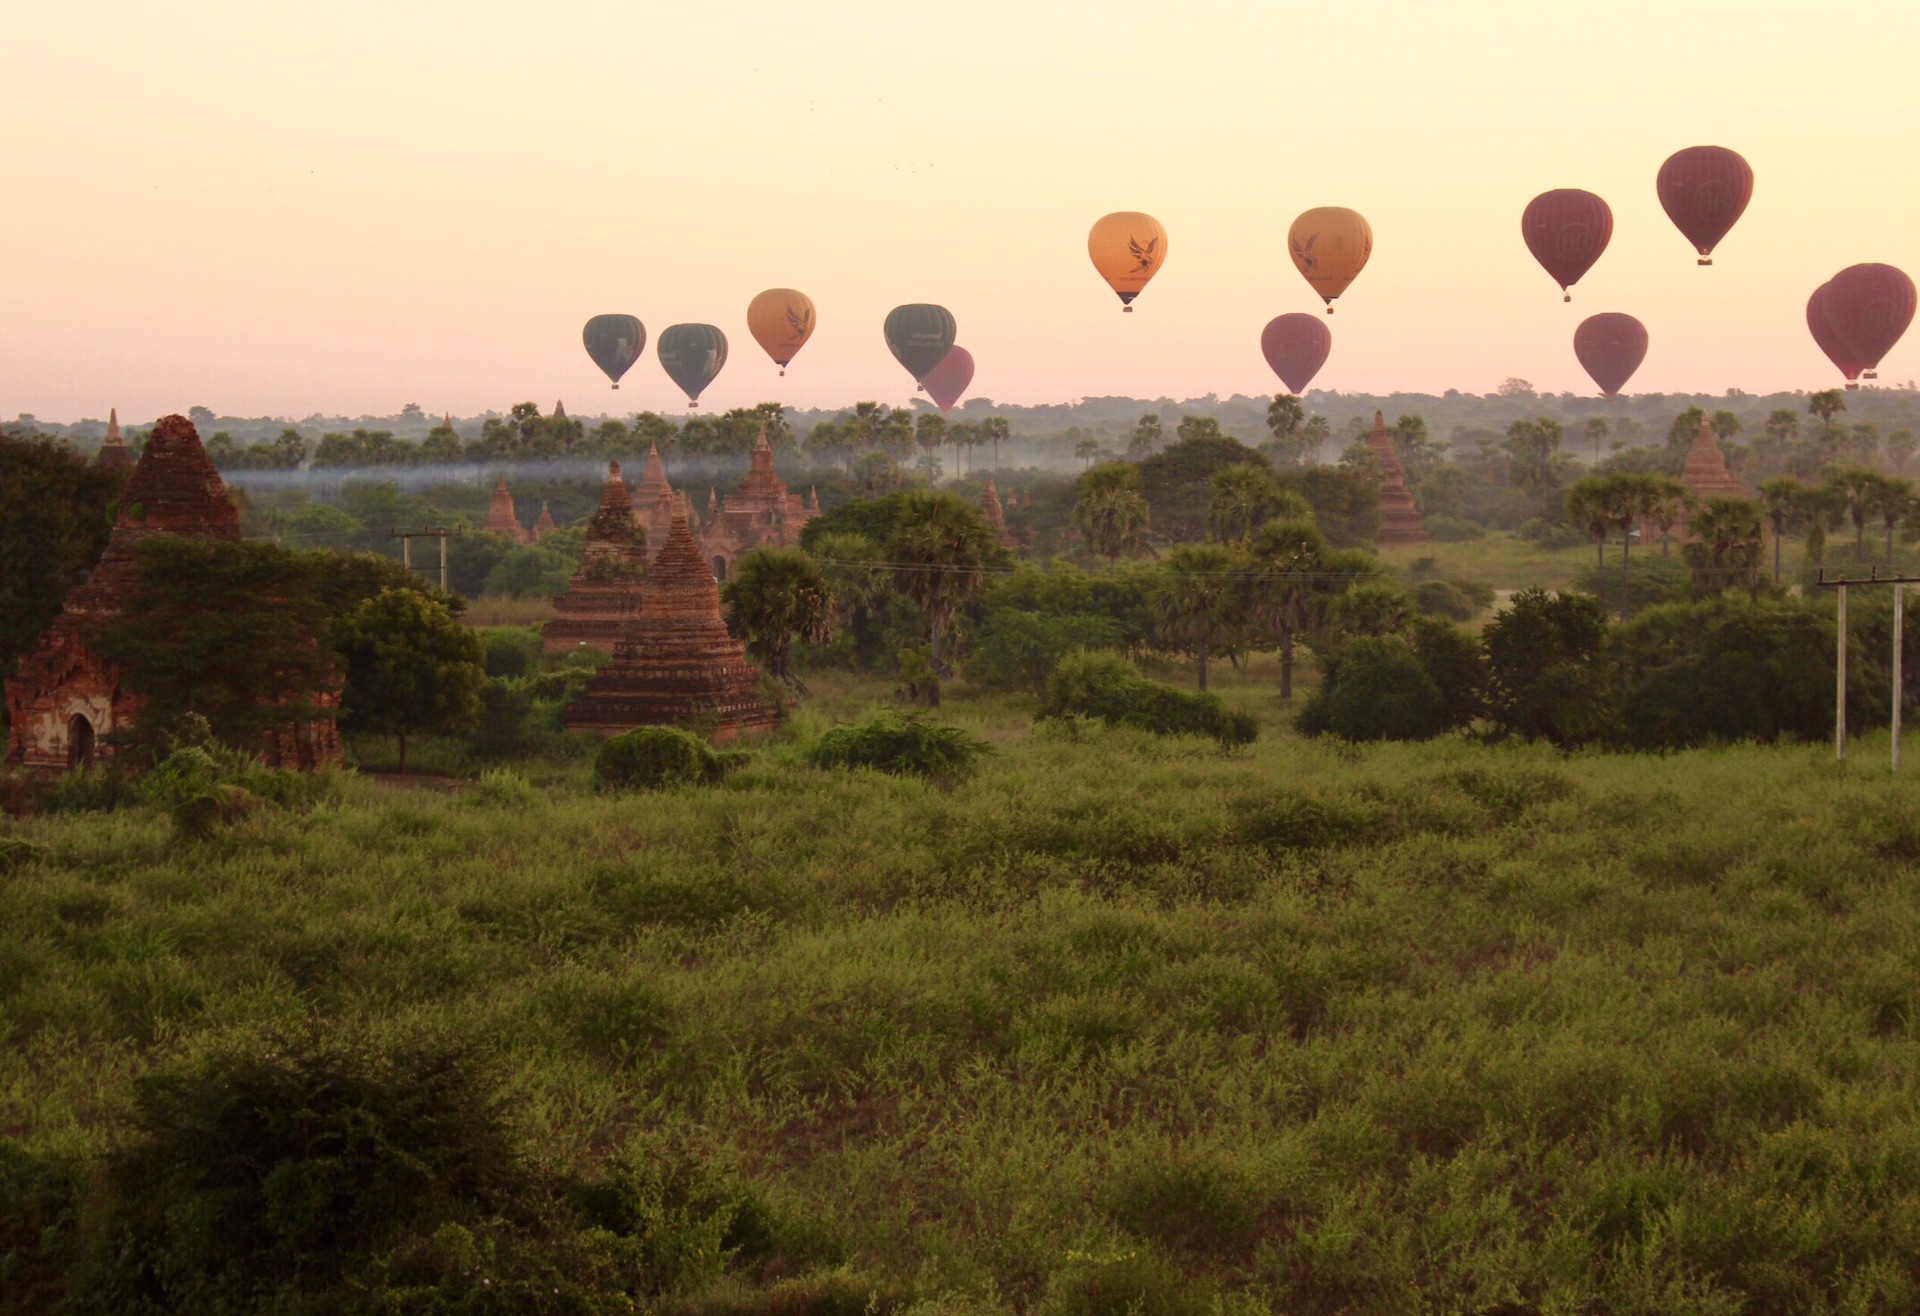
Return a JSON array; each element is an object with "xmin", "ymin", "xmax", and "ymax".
[
  {"xmin": 390, "ymin": 528, "xmax": 457, "ymax": 596},
  {"xmin": 1815, "ymin": 567, "xmax": 1920, "ymax": 772}
]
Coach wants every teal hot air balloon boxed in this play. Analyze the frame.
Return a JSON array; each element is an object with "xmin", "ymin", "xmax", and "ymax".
[
  {"xmin": 883, "ymin": 304, "xmax": 957, "ymax": 387},
  {"xmin": 583, "ymin": 314, "xmax": 645, "ymax": 389},
  {"xmin": 657, "ymin": 323, "xmax": 729, "ymax": 405}
]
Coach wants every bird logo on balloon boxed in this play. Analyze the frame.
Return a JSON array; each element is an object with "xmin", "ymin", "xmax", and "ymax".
[{"xmin": 1129, "ymin": 236, "xmax": 1157, "ymax": 273}]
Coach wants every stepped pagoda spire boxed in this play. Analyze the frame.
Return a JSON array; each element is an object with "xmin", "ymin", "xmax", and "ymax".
[
  {"xmin": 96, "ymin": 407, "xmax": 132, "ymax": 472},
  {"xmin": 543, "ymin": 461, "xmax": 649, "ymax": 654},
  {"xmin": 1680, "ymin": 415, "xmax": 1745, "ymax": 500},
  {"xmin": 1366, "ymin": 411, "xmax": 1433, "ymax": 545},
  {"xmin": 484, "ymin": 473, "xmax": 530, "ymax": 543},
  {"xmin": 553, "ymin": 399, "xmax": 567, "ymax": 421},
  {"xmin": 7, "ymin": 415, "xmax": 338, "ymax": 773},
  {"xmin": 980, "ymin": 475, "xmax": 1014, "ymax": 546},
  {"xmin": 534, "ymin": 501, "xmax": 557, "ymax": 539},
  {"xmin": 564, "ymin": 505, "xmax": 779, "ymax": 742}
]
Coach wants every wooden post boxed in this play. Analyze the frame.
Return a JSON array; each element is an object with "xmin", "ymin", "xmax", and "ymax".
[
  {"xmin": 439, "ymin": 533, "xmax": 449, "ymax": 594},
  {"xmin": 1836, "ymin": 583, "xmax": 1848, "ymax": 762},
  {"xmin": 402, "ymin": 534, "xmax": 411, "ymax": 570},
  {"xmin": 1895, "ymin": 584, "xmax": 1905, "ymax": 773}
]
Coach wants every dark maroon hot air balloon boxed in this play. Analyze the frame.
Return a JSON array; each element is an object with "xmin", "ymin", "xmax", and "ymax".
[
  {"xmin": 1807, "ymin": 283, "xmax": 1867, "ymax": 386},
  {"xmin": 1260, "ymin": 314, "xmax": 1332, "ymax": 395},
  {"xmin": 1657, "ymin": 146, "xmax": 1753, "ymax": 265},
  {"xmin": 1573, "ymin": 313, "xmax": 1648, "ymax": 397},
  {"xmin": 923, "ymin": 345, "xmax": 974, "ymax": 413},
  {"xmin": 1522, "ymin": 189, "xmax": 1613, "ymax": 301},
  {"xmin": 1821, "ymin": 263, "xmax": 1916, "ymax": 383}
]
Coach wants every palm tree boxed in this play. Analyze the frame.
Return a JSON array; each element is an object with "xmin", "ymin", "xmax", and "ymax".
[
  {"xmin": 948, "ymin": 420, "xmax": 975, "ymax": 477},
  {"xmin": 721, "ymin": 547, "xmax": 834, "ymax": 689},
  {"xmin": 981, "ymin": 416, "xmax": 1009, "ymax": 472},
  {"xmin": 1808, "ymin": 389, "xmax": 1847, "ymax": 434},
  {"xmin": 808, "ymin": 531, "xmax": 884, "ymax": 634},
  {"xmin": 1875, "ymin": 477, "xmax": 1915, "ymax": 562},
  {"xmin": 1643, "ymin": 476, "xmax": 1692, "ymax": 557},
  {"xmin": 1682, "ymin": 497, "xmax": 1765, "ymax": 592},
  {"xmin": 1825, "ymin": 467, "xmax": 1884, "ymax": 557},
  {"xmin": 1242, "ymin": 519, "xmax": 1333, "ymax": 700},
  {"xmin": 1154, "ymin": 543, "xmax": 1244, "ymax": 692},
  {"xmin": 1584, "ymin": 416, "xmax": 1609, "ymax": 465},
  {"xmin": 1205, "ymin": 464, "xmax": 1290, "ymax": 545},
  {"xmin": 1074, "ymin": 436, "xmax": 1102, "ymax": 470},
  {"xmin": 1073, "ymin": 464, "xmax": 1152, "ymax": 567},
  {"xmin": 914, "ymin": 414, "xmax": 947, "ymax": 482},
  {"xmin": 1758, "ymin": 477, "xmax": 1809, "ymax": 583},
  {"xmin": 1564, "ymin": 478, "xmax": 1614, "ymax": 568},
  {"xmin": 885, "ymin": 491, "xmax": 999, "ymax": 707}
]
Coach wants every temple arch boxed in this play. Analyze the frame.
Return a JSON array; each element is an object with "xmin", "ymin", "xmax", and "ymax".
[{"xmin": 66, "ymin": 713, "xmax": 95, "ymax": 770}]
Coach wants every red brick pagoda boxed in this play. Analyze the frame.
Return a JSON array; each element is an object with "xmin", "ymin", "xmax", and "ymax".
[
  {"xmin": 483, "ymin": 473, "xmax": 532, "ymax": 543},
  {"xmin": 542, "ymin": 462, "xmax": 649, "ymax": 655},
  {"xmin": 1678, "ymin": 415, "xmax": 1746, "ymax": 501},
  {"xmin": 5, "ymin": 415, "xmax": 339, "ymax": 773},
  {"xmin": 564, "ymin": 503, "xmax": 779, "ymax": 743},
  {"xmin": 96, "ymin": 408, "xmax": 133, "ymax": 473},
  {"xmin": 630, "ymin": 440, "xmax": 679, "ymax": 543},
  {"xmin": 697, "ymin": 425, "xmax": 815, "ymax": 580},
  {"xmin": 980, "ymin": 475, "xmax": 1015, "ymax": 547},
  {"xmin": 1366, "ymin": 411, "xmax": 1432, "ymax": 546}
]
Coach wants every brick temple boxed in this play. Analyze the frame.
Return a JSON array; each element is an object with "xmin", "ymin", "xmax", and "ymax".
[
  {"xmin": 1366, "ymin": 411, "xmax": 1433, "ymax": 545},
  {"xmin": 696, "ymin": 426, "xmax": 816, "ymax": 581},
  {"xmin": 564, "ymin": 501, "xmax": 778, "ymax": 743},
  {"xmin": 630, "ymin": 440, "xmax": 679, "ymax": 544},
  {"xmin": 484, "ymin": 473, "xmax": 533, "ymax": 543},
  {"xmin": 96, "ymin": 408, "xmax": 133, "ymax": 473},
  {"xmin": 542, "ymin": 461, "xmax": 650, "ymax": 655},
  {"xmin": 1678, "ymin": 415, "xmax": 1746, "ymax": 501},
  {"xmin": 5, "ymin": 415, "xmax": 340, "ymax": 774},
  {"xmin": 980, "ymin": 475, "xmax": 1015, "ymax": 547}
]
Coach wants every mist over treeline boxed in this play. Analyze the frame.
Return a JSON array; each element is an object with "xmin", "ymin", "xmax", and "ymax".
[{"xmin": 13, "ymin": 383, "xmax": 1919, "ymax": 475}]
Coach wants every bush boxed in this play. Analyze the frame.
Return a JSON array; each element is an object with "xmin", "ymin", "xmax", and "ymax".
[
  {"xmin": 1517, "ymin": 516, "xmax": 1591, "ymax": 549},
  {"xmin": 1038, "ymin": 652, "xmax": 1257, "ymax": 746},
  {"xmin": 1412, "ymin": 578, "xmax": 1478, "ymax": 621},
  {"xmin": 1575, "ymin": 555, "xmax": 1695, "ymax": 617},
  {"xmin": 966, "ymin": 610, "xmax": 1120, "ymax": 695},
  {"xmin": 478, "ymin": 627, "xmax": 540, "ymax": 679},
  {"xmin": 1424, "ymin": 515, "xmax": 1486, "ymax": 541},
  {"xmin": 1483, "ymin": 588, "xmax": 1612, "ymax": 745},
  {"xmin": 1298, "ymin": 635, "xmax": 1451, "ymax": 741},
  {"xmin": 594, "ymin": 726, "xmax": 732, "ymax": 791},
  {"xmin": 810, "ymin": 710, "xmax": 994, "ymax": 780}
]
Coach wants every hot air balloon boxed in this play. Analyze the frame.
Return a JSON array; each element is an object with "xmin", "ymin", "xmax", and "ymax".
[
  {"xmin": 1088, "ymin": 212, "xmax": 1168, "ymax": 311},
  {"xmin": 746, "ymin": 289, "xmax": 816, "ymax": 376},
  {"xmin": 1821, "ymin": 263, "xmax": 1915, "ymax": 383},
  {"xmin": 582, "ymin": 314, "xmax": 645, "ymax": 389},
  {"xmin": 883, "ymin": 304, "xmax": 957, "ymax": 387},
  {"xmin": 1288, "ymin": 208, "xmax": 1372, "ymax": 312},
  {"xmin": 1806, "ymin": 283, "xmax": 1867, "ymax": 386},
  {"xmin": 924, "ymin": 346, "xmax": 974, "ymax": 413},
  {"xmin": 657, "ymin": 323, "xmax": 728, "ymax": 406},
  {"xmin": 1522, "ymin": 190, "xmax": 1613, "ymax": 301},
  {"xmin": 1657, "ymin": 146, "xmax": 1753, "ymax": 265},
  {"xmin": 1259, "ymin": 314, "xmax": 1331, "ymax": 394},
  {"xmin": 1572, "ymin": 313, "xmax": 1648, "ymax": 397}
]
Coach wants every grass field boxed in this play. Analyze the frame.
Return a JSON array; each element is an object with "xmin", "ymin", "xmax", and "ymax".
[{"xmin": 6, "ymin": 663, "xmax": 1920, "ymax": 1312}]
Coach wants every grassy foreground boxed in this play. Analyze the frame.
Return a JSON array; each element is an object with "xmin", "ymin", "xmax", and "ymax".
[{"xmin": 5, "ymin": 670, "xmax": 1920, "ymax": 1313}]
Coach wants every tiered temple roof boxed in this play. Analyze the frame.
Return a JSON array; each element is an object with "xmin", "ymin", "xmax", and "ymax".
[
  {"xmin": 484, "ymin": 473, "xmax": 531, "ymax": 543},
  {"xmin": 564, "ymin": 505, "xmax": 778, "ymax": 742},
  {"xmin": 1366, "ymin": 411, "xmax": 1433, "ymax": 545},
  {"xmin": 1679, "ymin": 416, "xmax": 1747, "ymax": 501},
  {"xmin": 980, "ymin": 475, "xmax": 1014, "ymax": 547},
  {"xmin": 6, "ymin": 415, "xmax": 338, "ymax": 773},
  {"xmin": 698, "ymin": 425, "xmax": 814, "ymax": 578},
  {"xmin": 96, "ymin": 408, "xmax": 133, "ymax": 473},
  {"xmin": 534, "ymin": 502, "xmax": 557, "ymax": 540},
  {"xmin": 630, "ymin": 440, "xmax": 678, "ymax": 543},
  {"xmin": 542, "ymin": 462, "xmax": 649, "ymax": 655}
]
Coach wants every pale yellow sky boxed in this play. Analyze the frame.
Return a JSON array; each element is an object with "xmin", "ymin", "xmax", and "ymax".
[{"xmin": 4, "ymin": 0, "xmax": 1917, "ymax": 421}]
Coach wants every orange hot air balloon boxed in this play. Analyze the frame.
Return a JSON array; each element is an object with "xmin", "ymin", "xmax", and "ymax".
[
  {"xmin": 1288, "ymin": 208, "xmax": 1372, "ymax": 313},
  {"xmin": 1088, "ymin": 212, "xmax": 1168, "ymax": 312},
  {"xmin": 746, "ymin": 288, "xmax": 816, "ymax": 376}
]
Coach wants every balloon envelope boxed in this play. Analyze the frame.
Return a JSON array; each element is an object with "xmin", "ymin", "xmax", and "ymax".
[
  {"xmin": 1821, "ymin": 263, "xmax": 1916, "ymax": 380},
  {"xmin": 583, "ymin": 314, "xmax": 645, "ymax": 388},
  {"xmin": 1657, "ymin": 146, "xmax": 1753, "ymax": 264},
  {"xmin": 1572, "ymin": 313, "xmax": 1648, "ymax": 397},
  {"xmin": 1288, "ymin": 207, "xmax": 1372, "ymax": 308},
  {"xmin": 657, "ymin": 323, "xmax": 729, "ymax": 404},
  {"xmin": 1522, "ymin": 190, "xmax": 1613, "ymax": 298},
  {"xmin": 746, "ymin": 288, "xmax": 816, "ymax": 372},
  {"xmin": 883, "ymin": 304, "xmax": 957, "ymax": 385},
  {"xmin": 1259, "ymin": 314, "xmax": 1332, "ymax": 394},
  {"xmin": 924, "ymin": 346, "xmax": 974, "ymax": 413},
  {"xmin": 1088, "ymin": 211, "xmax": 1168, "ymax": 310},
  {"xmin": 1807, "ymin": 283, "xmax": 1866, "ymax": 382}
]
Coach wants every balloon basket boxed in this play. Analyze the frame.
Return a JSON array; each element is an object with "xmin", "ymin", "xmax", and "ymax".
[
  {"xmin": 1123, "ymin": 306, "xmax": 1134, "ymax": 313},
  {"xmin": 611, "ymin": 384, "xmax": 620, "ymax": 390},
  {"xmin": 1698, "ymin": 258, "xmax": 1713, "ymax": 266},
  {"xmin": 1865, "ymin": 371, "xmax": 1879, "ymax": 380},
  {"xmin": 1563, "ymin": 293, "xmax": 1572, "ymax": 303}
]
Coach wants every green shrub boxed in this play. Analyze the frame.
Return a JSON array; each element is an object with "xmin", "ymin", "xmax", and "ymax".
[
  {"xmin": 0, "ymin": 1139, "xmax": 80, "ymax": 1311},
  {"xmin": 1412, "ymin": 578, "xmax": 1477, "ymax": 621},
  {"xmin": 1298, "ymin": 635, "xmax": 1451, "ymax": 741},
  {"xmin": 810, "ymin": 710, "xmax": 994, "ymax": 780},
  {"xmin": 1483, "ymin": 588, "xmax": 1612, "ymax": 745},
  {"xmin": 594, "ymin": 727, "xmax": 731, "ymax": 791},
  {"xmin": 1039, "ymin": 1249, "xmax": 1211, "ymax": 1316},
  {"xmin": 1102, "ymin": 1157, "xmax": 1263, "ymax": 1257},
  {"xmin": 1575, "ymin": 554, "xmax": 1695, "ymax": 617},
  {"xmin": 966, "ymin": 610, "xmax": 1119, "ymax": 695},
  {"xmin": 1424, "ymin": 515, "xmax": 1486, "ymax": 541},
  {"xmin": 1038, "ymin": 652, "xmax": 1257, "ymax": 746},
  {"xmin": 478, "ymin": 626, "xmax": 540, "ymax": 679}
]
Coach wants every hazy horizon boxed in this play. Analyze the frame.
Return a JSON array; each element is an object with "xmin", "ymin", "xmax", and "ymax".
[{"xmin": 5, "ymin": 0, "xmax": 1916, "ymax": 420}]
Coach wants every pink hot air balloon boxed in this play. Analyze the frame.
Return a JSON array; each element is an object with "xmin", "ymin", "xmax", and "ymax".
[
  {"xmin": 1807, "ymin": 282, "xmax": 1867, "ymax": 386},
  {"xmin": 924, "ymin": 345, "xmax": 974, "ymax": 413},
  {"xmin": 1821, "ymin": 263, "xmax": 1916, "ymax": 383},
  {"xmin": 1260, "ymin": 314, "xmax": 1332, "ymax": 395}
]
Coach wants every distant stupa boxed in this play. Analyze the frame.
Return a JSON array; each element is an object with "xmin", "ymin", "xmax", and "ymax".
[
  {"xmin": 96, "ymin": 408, "xmax": 133, "ymax": 473},
  {"xmin": 1366, "ymin": 411, "xmax": 1432, "ymax": 545},
  {"xmin": 483, "ymin": 473, "xmax": 531, "ymax": 544},
  {"xmin": 543, "ymin": 462, "xmax": 648, "ymax": 655}
]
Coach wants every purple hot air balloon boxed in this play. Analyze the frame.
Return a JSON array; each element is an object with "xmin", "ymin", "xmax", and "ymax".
[
  {"xmin": 1821, "ymin": 263, "xmax": 1916, "ymax": 383},
  {"xmin": 924, "ymin": 345, "xmax": 974, "ymax": 413},
  {"xmin": 1572, "ymin": 313, "xmax": 1648, "ymax": 397},
  {"xmin": 1260, "ymin": 314, "xmax": 1332, "ymax": 395},
  {"xmin": 1522, "ymin": 189, "xmax": 1613, "ymax": 301}
]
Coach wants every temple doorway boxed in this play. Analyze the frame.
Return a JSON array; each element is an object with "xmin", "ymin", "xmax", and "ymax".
[
  {"xmin": 712, "ymin": 556, "xmax": 728, "ymax": 582},
  {"xmin": 66, "ymin": 714, "xmax": 96, "ymax": 770}
]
